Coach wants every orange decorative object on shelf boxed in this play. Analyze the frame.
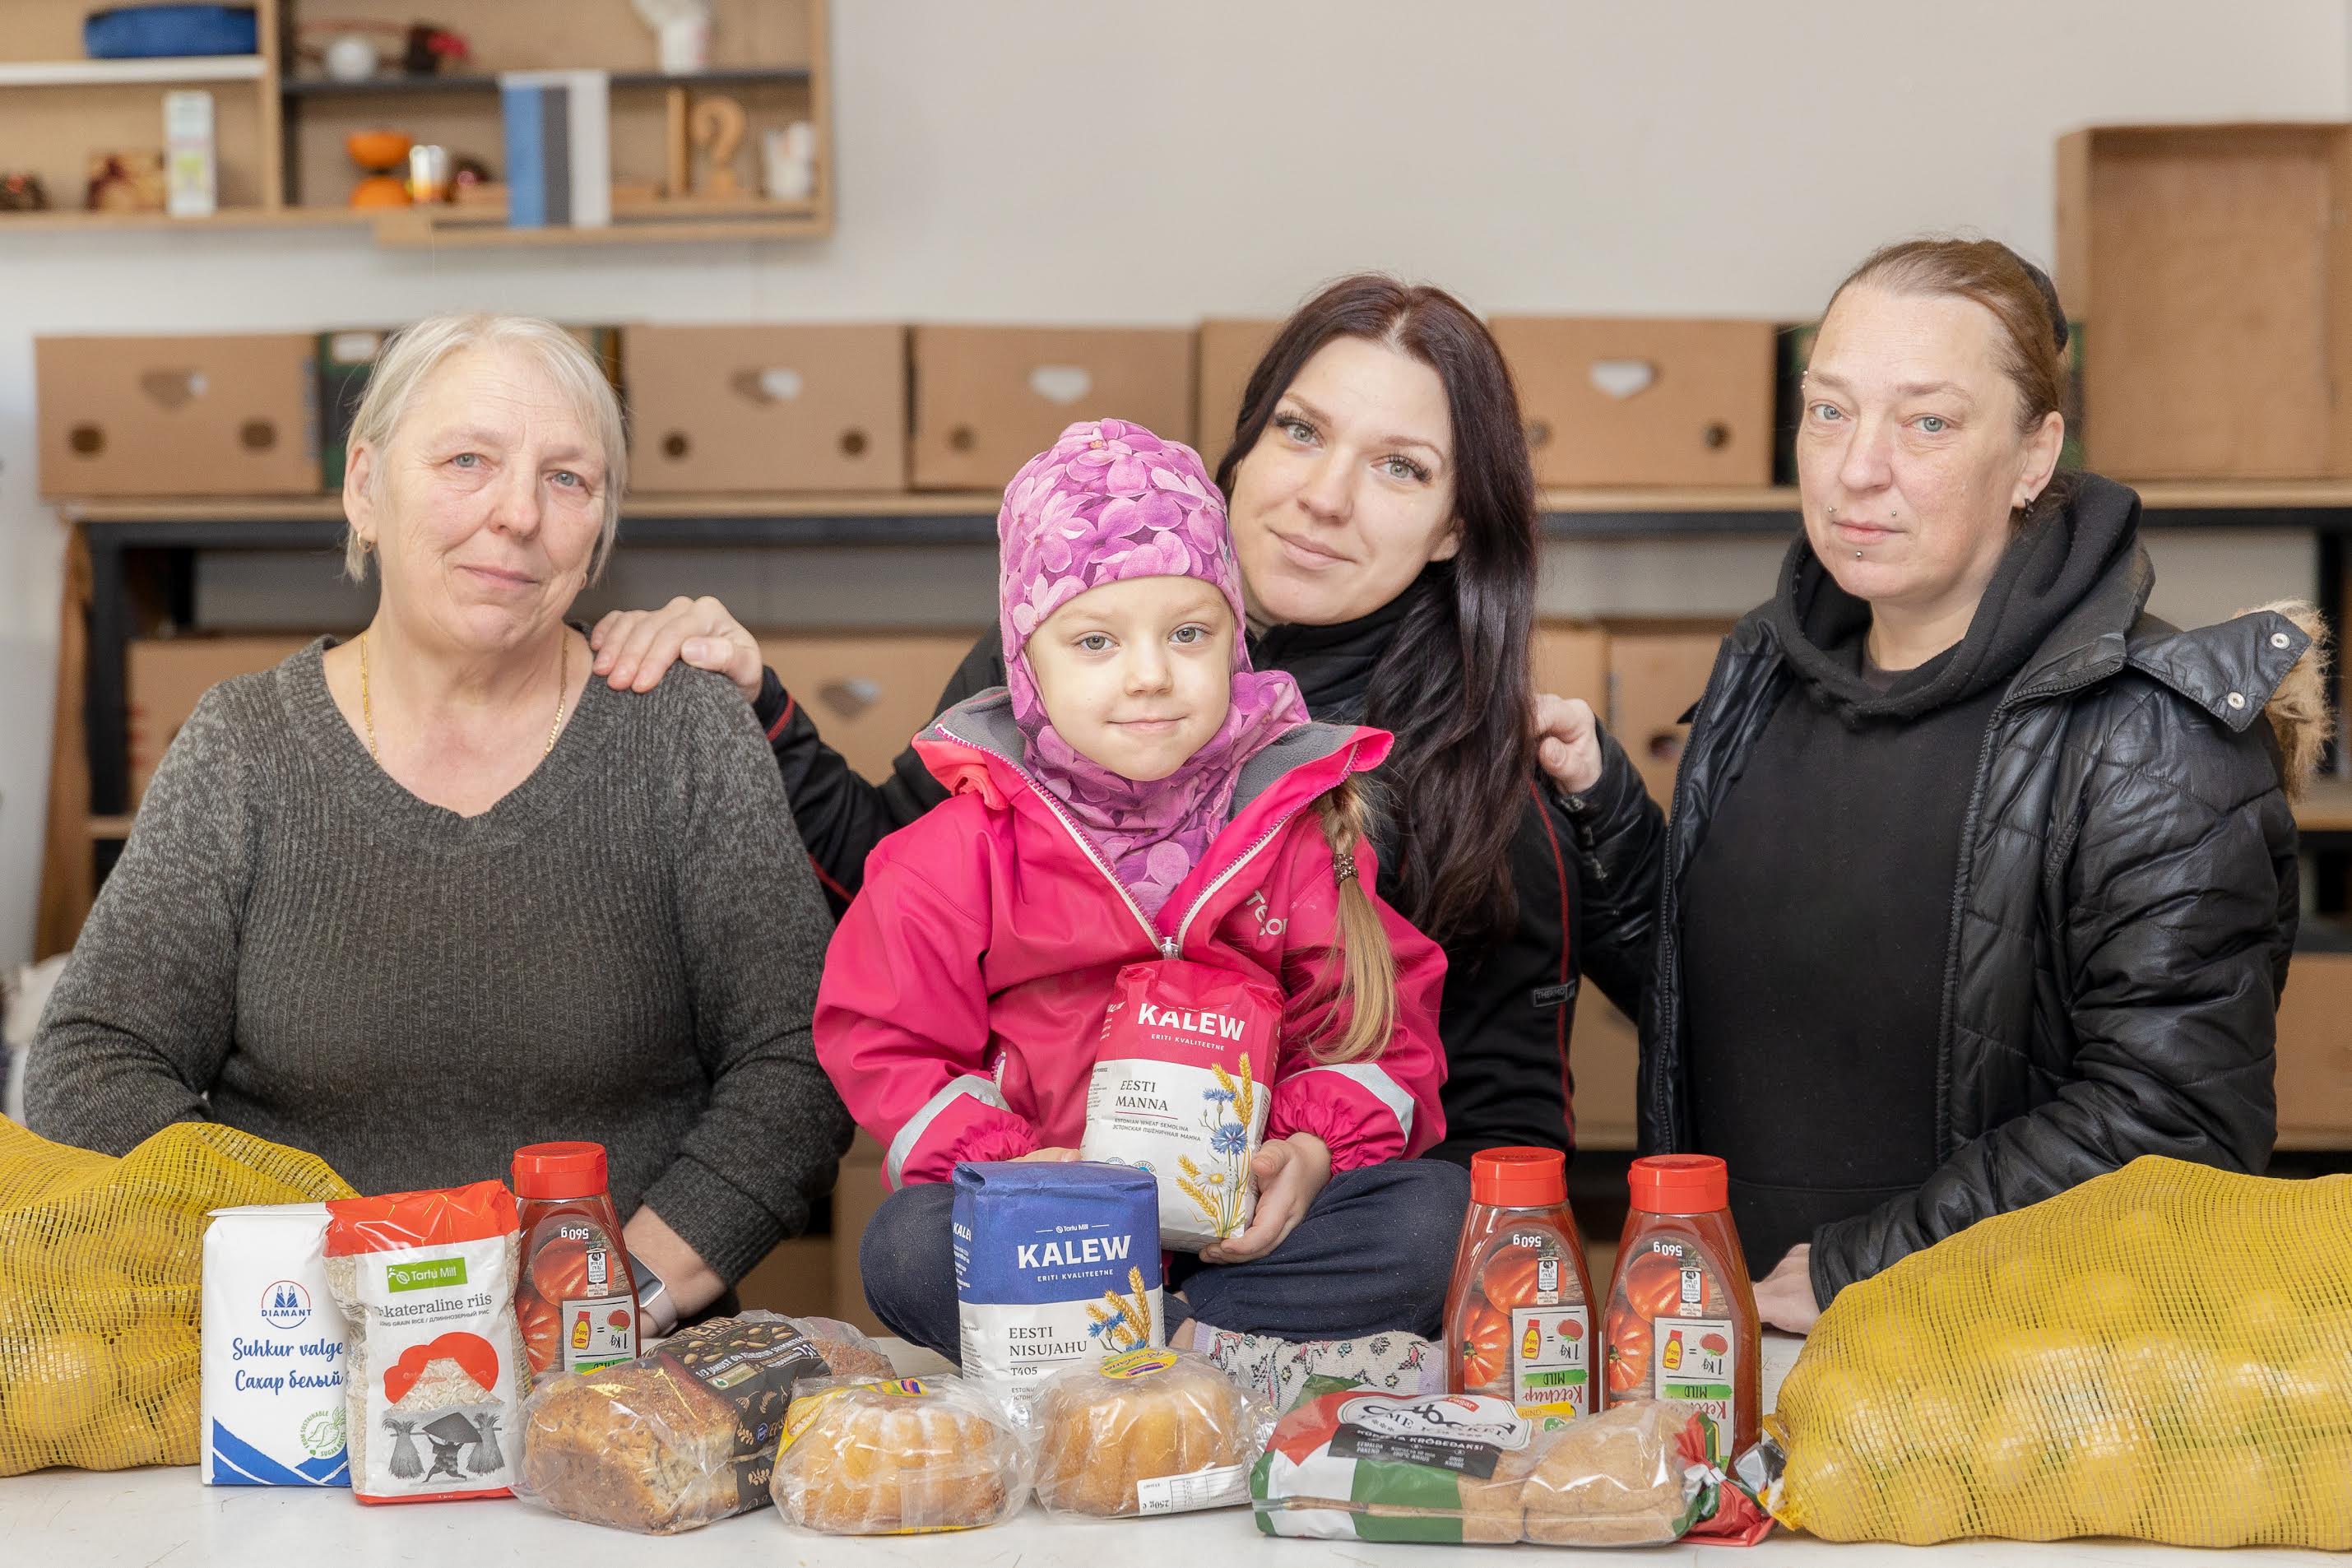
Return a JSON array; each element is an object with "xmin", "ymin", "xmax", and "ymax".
[{"xmin": 346, "ymin": 130, "xmax": 415, "ymax": 210}]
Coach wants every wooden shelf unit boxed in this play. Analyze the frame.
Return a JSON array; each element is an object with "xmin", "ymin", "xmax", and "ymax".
[{"xmin": 0, "ymin": 0, "xmax": 831, "ymax": 248}]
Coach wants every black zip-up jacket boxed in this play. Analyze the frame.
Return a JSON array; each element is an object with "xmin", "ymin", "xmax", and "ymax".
[
  {"xmin": 754, "ymin": 573, "xmax": 1668, "ymax": 1164},
  {"xmin": 1631, "ymin": 476, "xmax": 2313, "ymax": 1307}
]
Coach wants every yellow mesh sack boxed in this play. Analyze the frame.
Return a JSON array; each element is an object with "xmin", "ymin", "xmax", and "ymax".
[
  {"xmin": 0, "ymin": 1117, "xmax": 353, "ymax": 1475},
  {"xmin": 1767, "ymin": 1156, "xmax": 2352, "ymax": 1547}
]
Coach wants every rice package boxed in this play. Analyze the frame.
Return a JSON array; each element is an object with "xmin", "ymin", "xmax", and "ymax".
[
  {"xmin": 200, "ymin": 1203, "xmax": 350, "ymax": 1486},
  {"xmin": 953, "ymin": 1161, "xmax": 1162, "ymax": 1390},
  {"xmin": 323, "ymin": 1180, "xmax": 527, "ymax": 1505},
  {"xmin": 1080, "ymin": 960, "xmax": 1282, "ymax": 1250}
]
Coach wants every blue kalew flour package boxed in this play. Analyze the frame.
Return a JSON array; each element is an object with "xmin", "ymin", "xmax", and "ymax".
[{"xmin": 953, "ymin": 1161, "xmax": 1162, "ymax": 1390}]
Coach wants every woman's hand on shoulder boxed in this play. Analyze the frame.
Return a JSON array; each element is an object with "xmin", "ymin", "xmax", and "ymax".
[
  {"xmin": 590, "ymin": 596, "xmax": 763, "ymax": 701},
  {"xmin": 1533, "ymin": 693, "xmax": 1606, "ymax": 796}
]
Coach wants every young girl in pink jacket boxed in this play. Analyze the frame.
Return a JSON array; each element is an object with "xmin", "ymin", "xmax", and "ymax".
[{"xmin": 815, "ymin": 419, "xmax": 1468, "ymax": 1381}]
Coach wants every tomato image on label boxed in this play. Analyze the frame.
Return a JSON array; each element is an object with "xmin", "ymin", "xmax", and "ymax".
[
  {"xmin": 1605, "ymin": 1306, "xmax": 1652, "ymax": 1394},
  {"xmin": 1621, "ymin": 1251, "xmax": 1684, "ymax": 1320},
  {"xmin": 1560, "ymin": 1317, "xmax": 1584, "ymax": 1341},
  {"xmin": 516, "ymin": 1287, "xmax": 559, "ymax": 1373},
  {"xmin": 1700, "ymin": 1331, "xmax": 1729, "ymax": 1356},
  {"xmin": 1458, "ymin": 1303, "xmax": 1510, "ymax": 1388},
  {"xmin": 608, "ymin": 1309, "xmax": 632, "ymax": 1330},
  {"xmin": 1482, "ymin": 1247, "xmax": 1544, "ymax": 1310},
  {"xmin": 530, "ymin": 1234, "xmax": 595, "ymax": 1302}
]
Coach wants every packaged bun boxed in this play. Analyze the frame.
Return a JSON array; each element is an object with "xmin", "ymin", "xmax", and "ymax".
[
  {"xmin": 516, "ymin": 1313, "xmax": 834, "ymax": 1533},
  {"xmin": 770, "ymin": 1374, "xmax": 1031, "ymax": 1534},
  {"xmin": 1034, "ymin": 1348, "xmax": 1272, "ymax": 1516}
]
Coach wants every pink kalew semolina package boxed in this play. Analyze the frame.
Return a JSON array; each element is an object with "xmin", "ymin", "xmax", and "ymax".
[{"xmin": 1080, "ymin": 961, "xmax": 1283, "ymax": 1251}]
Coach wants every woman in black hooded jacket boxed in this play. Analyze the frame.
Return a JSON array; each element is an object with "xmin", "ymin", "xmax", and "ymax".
[{"xmin": 1564, "ymin": 239, "xmax": 2325, "ymax": 1329}]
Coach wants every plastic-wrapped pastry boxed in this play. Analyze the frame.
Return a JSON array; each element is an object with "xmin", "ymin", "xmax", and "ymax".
[
  {"xmin": 1034, "ymin": 1348, "xmax": 1273, "ymax": 1516},
  {"xmin": 769, "ymin": 1375, "xmax": 1031, "ymax": 1534}
]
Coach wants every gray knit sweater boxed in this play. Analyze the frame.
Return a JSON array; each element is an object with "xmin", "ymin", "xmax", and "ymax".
[{"xmin": 28, "ymin": 638, "xmax": 851, "ymax": 1284}]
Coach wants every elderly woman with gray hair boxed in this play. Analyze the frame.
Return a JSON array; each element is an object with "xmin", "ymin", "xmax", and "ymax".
[{"xmin": 28, "ymin": 313, "xmax": 849, "ymax": 1332}]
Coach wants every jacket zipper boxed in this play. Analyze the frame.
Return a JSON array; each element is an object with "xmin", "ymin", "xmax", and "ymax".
[
  {"xmin": 1173, "ymin": 740, "xmax": 1362, "ymax": 953},
  {"xmin": 932, "ymin": 719, "xmax": 1173, "ymax": 958}
]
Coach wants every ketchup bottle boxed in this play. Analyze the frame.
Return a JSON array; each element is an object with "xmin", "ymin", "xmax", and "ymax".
[
  {"xmin": 1603, "ymin": 1153, "xmax": 1761, "ymax": 1454},
  {"xmin": 1444, "ymin": 1147, "xmax": 1596, "ymax": 1417},
  {"xmin": 513, "ymin": 1141, "xmax": 639, "ymax": 1375}
]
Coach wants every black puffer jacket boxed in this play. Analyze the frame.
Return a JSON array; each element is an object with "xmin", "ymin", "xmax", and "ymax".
[
  {"xmin": 1638, "ymin": 476, "xmax": 2319, "ymax": 1306},
  {"xmin": 754, "ymin": 572, "xmax": 1668, "ymax": 1163}
]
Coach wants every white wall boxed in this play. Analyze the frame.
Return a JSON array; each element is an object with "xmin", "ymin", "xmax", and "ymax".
[{"xmin": 2, "ymin": 0, "xmax": 2345, "ymax": 962}]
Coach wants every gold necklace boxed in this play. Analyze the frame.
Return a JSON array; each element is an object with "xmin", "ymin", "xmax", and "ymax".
[{"xmin": 358, "ymin": 631, "xmax": 569, "ymax": 763}]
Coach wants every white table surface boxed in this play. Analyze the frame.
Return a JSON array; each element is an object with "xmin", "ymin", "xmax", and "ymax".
[{"xmin": 1, "ymin": 1334, "xmax": 2340, "ymax": 1566}]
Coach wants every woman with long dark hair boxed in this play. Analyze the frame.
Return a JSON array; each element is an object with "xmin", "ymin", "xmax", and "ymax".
[{"xmin": 596, "ymin": 275, "xmax": 1666, "ymax": 1168}]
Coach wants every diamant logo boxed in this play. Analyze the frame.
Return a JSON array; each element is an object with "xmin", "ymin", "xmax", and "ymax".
[{"xmin": 258, "ymin": 1278, "xmax": 311, "ymax": 1330}]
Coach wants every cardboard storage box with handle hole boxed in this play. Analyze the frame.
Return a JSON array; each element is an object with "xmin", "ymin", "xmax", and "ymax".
[
  {"xmin": 909, "ymin": 325, "xmax": 1195, "ymax": 489},
  {"xmin": 38, "ymin": 335, "xmax": 321, "ymax": 498},
  {"xmin": 624, "ymin": 323, "xmax": 908, "ymax": 493},
  {"xmin": 1489, "ymin": 318, "xmax": 1776, "ymax": 488},
  {"xmin": 753, "ymin": 629, "xmax": 987, "ymax": 782},
  {"xmin": 1605, "ymin": 622, "xmax": 1730, "ymax": 811}
]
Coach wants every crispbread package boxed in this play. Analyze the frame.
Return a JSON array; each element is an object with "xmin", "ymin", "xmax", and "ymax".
[
  {"xmin": 200, "ymin": 1203, "xmax": 350, "ymax": 1486},
  {"xmin": 1079, "ymin": 961, "xmax": 1281, "ymax": 1250},
  {"xmin": 952, "ymin": 1161, "xmax": 1161, "ymax": 1390},
  {"xmin": 1251, "ymin": 1392, "xmax": 1721, "ymax": 1547},
  {"xmin": 516, "ymin": 1312, "xmax": 837, "ymax": 1533}
]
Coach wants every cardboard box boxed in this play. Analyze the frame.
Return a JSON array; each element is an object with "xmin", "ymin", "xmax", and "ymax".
[
  {"xmin": 1571, "ymin": 994, "xmax": 1640, "ymax": 1151},
  {"xmin": 1605, "ymin": 624, "xmax": 1728, "ymax": 810},
  {"xmin": 754, "ymin": 629, "xmax": 985, "ymax": 782},
  {"xmin": 129, "ymin": 636, "xmax": 319, "ymax": 804},
  {"xmin": 1533, "ymin": 621, "xmax": 1608, "ymax": 709},
  {"xmin": 39, "ymin": 335, "xmax": 321, "ymax": 498},
  {"xmin": 1489, "ymin": 317, "xmax": 1776, "ymax": 488},
  {"xmin": 2275, "ymin": 951, "xmax": 2352, "ymax": 1149},
  {"xmin": 909, "ymin": 326, "xmax": 1195, "ymax": 490},
  {"xmin": 829, "ymin": 1131, "xmax": 888, "ymax": 1335},
  {"xmin": 2057, "ymin": 123, "xmax": 2352, "ymax": 479},
  {"xmin": 624, "ymin": 324, "xmax": 908, "ymax": 494},
  {"xmin": 1195, "ymin": 318, "xmax": 1284, "ymax": 470}
]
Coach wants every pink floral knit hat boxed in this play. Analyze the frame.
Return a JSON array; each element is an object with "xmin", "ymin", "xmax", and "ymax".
[{"xmin": 999, "ymin": 419, "xmax": 1309, "ymax": 918}]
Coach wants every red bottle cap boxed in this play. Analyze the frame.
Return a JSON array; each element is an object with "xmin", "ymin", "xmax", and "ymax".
[
  {"xmin": 513, "ymin": 1141, "xmax": 609, "ymax": 1200},
  {"xmin": 1471, "ymin": 1146, "xmax": 1567, "ymax": 1208},
  {"xmin": 1629, "ymin": 1153, "xmax": 1728, "ymax": 1215}
]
